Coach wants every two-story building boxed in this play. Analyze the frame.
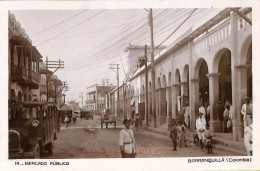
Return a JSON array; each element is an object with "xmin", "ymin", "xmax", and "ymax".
[{"xmin": 8, "ymin": 13, "xmax": 42, "ymax": 119}]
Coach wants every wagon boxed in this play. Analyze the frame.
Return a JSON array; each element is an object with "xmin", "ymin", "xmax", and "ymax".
[{"xmin": 101, "ymin": 109, "xmax": 116, "ymax": 129}]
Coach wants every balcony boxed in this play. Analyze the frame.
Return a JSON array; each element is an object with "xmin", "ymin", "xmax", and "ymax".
[
  {"xmin": 11, "ymin": 65, "xmax": 27, "ymax": 81},
  {"xmin": 27, "ymin": 71, "xmax": 40, "ymax": 89}
]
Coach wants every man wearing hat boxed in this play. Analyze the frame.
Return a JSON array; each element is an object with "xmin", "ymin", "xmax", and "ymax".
[
  {"xmin": 196, "ymin": 112, "xmax": 206, "ymax": 149},
  {"xmin": 241, "ymin": 96, "xmax": 253, "ymax": 127},
  {"xmin": 184, "ymin": 102, "xmax": 190, "ymax": 128},
  {"xmin": 119, "ymin": 118, "xmax": 136, "ymax": 158}
]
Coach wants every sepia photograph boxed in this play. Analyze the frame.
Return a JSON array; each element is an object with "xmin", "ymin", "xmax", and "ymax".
[{"xmin": 1, "ymin": 0, "xmax": 259, "ymax": 170}]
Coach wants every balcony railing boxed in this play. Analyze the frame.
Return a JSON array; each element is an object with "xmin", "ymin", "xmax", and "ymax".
[
  {"xmin": 11, "ymin": 65, "xmax": 27, "ymax": 81},
  {"xmin": 30, "ymin": 70, "xmax": 40, "ymax": 84}
]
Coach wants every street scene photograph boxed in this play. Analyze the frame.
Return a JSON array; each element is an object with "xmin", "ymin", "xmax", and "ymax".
[{"xmin": 7, "ymin": 7, "xmax": 252, "ymax": 160}]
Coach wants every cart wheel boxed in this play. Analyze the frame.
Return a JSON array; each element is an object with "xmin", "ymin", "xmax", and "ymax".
[
  {"xmin": 34, "ymin": 143, "xmax": 41, "ymax": 159},
  {"xmin": 48, "ymin": 143, "xmax": 53, "ymax": 155}
]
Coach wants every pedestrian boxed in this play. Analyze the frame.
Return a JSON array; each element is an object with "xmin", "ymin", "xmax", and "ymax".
[
  {"xmin": 169, "ymin": 120, "xmax": 178, "ymax": 151},
  {"xmin": 196, "ymin": 112, "xmax": 206, "ymax": 149},
  {"xmin": 244, "ymin": 114, "xmax": 252, "ymax": 156},
  {"xmin": 177, "ymin": 121, "xmax": 187, "ymax": 147},
  {"xmin": 134, "ymin": 113, "xmax": 140, "ymax": 128},
  {"xmin": 206, "ymin": 102, "xmax": 210, "ymax": 124},
  {"xmin": 72, "ymin": 112, "xmax": 77, "ymax": 125},
  {"xmin": 204, "ymin": 124, "xmax": 214, "ymax": 154},
  {"xmin": 64, "ymin": 115, "xmax": 69, "ymax": 128},
  {"xmin": 228, "ymin": 101, "xmax": 233, "ymax": 132},
  {"xmin": 241, "ymin": 96, "xmax": 253, "ymax": 127},
  {"xmin": 223, "ymin": 104, "xmax": 230, "ymax": 133},
  {"xmin": 199, "ymin": 102, "xmax": 206, "ymax": 120},
  {"xmin": 119, "ymin": 118, "xmax": 136, "ymax": 158},
  {"xmin": 184, "ymin": 102, "xmax": 190, "ymax": 128}
]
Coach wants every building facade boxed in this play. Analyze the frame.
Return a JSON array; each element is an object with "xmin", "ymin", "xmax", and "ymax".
[
  {"xmin": 110, "ymin": 9, "xmax": 252, "ymax": 141},
  {"xmin": 8, "ymin": 13, "xmax": 64, "ymax": 119},
  {"xmin": 86, "ymin": 85, "xmax": 116, "ymax": 113},
  {"xmin": 8, "ymin": 13, "xmax": 42, "ymax": 119}
]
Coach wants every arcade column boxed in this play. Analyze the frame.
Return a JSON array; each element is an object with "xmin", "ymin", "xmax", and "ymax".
[
  {"xmin": 207, "ymin": 73, "xmax": 222, "ymax": 133},
  {"xmin": 190, "ymin": 78, "xmax": 199, "ymax": 132}
]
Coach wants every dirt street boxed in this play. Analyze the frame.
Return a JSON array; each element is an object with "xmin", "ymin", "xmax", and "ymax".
[{"xmin": 44, "ymin": 117, "xmax": 234, "ymax": 158}]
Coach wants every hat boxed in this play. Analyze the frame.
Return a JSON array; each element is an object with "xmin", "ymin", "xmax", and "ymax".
[
  {"xmin": 244, "ymin": 96, "xmax": 250, "ymax": 100},
  {"xmin": 123, "ymin": 118, "xmax": 131, "ymax": 125}
]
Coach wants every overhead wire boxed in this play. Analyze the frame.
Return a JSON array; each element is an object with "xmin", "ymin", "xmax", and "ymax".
[
  {"xmin": 36, "ymin": 9, "xmax": 106, "ymax": 47},
  {"xmin": 31, "ymin": 9, "xmax": 88, "ymax": 37}
]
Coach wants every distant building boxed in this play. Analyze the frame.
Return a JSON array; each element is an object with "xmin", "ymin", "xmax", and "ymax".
[
  {"xmin": 124, "ymin": 44, "xmax": 166, "ymax": 78},
  {"xmin": 86, "ymin": 84, "xmax": 116, "ymax": 113}
]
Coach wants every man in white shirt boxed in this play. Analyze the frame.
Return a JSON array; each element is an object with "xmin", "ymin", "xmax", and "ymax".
[
  {"xmin": 184, "ymin": 102, "xmax": 190, "ymax": 128},
  {"xmin": 244, "ymin": 115, "xmax": 252, "ymax": 156},
  {"xmin": 241, "ymin": 97, "xmax": 253, "ymax": 127},
  {"xmin": 196, "ymin": 112, "xmax": 206, "ymax": 149},
  {"xmin": 199, "ymin": 102, "xmax": 206, "ymax": 120},
  {"xmin": 119, "ymin": 118, "xmax": 136, "ymax": 158}
]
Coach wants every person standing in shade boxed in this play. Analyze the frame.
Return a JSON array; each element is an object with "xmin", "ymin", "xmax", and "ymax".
[
  {"xmin": 199, "ymin": 102, "xmax": 206, "ymax": 120},
  {"xmin": 228, "ymin": 101, "xmax": 233, "ymax": 132},
  {"xmin": 72, "ymin": 112, "xmax": 77, "ymax": 125},
  {"xmin": 223, "ymin": 104, "xmax": 230, "ymax": 133},
  {"xmin": 184, "ymin": 102, "xmax": 190, "ymax": 128},
  {"xmin": 119, "ymin": 118, "xmax": 136, "ymax": 158},
  {"xmin": 206, "ymin": 102, "xmax": 210, "ymax": 124},
  {"xmin": 241, "ymin": 96, "xmax": 253, "ymax": 127},
  {"xmin": 196, "ymin": 112, "xmax": 206, "ymax": 149},
  {"xmin": 244, "ymin": 114, "xmax": 252, "ymax": 156},
  {"xmin": 169, "ymin": 120, "xmax": 178, "ymax": 151}
]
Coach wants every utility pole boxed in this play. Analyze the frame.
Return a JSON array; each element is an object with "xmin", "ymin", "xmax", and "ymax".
[
  {"xmin": 45, "ymin": 57, "xmax": 64, "ymax": 102},
  {"xmin": 149, "ymin": 9, "xmax": 156, "ymax": 128},
  {"xmin": 145, "ymin": 45, "xmax": 149, "ymax": 127},
  {"xmin": 109, "ymin": 63, "xmax": 120, "ymax": 117},
  {"xmin": 61, "ymin": 86, "xmax": 69, "ymax": 104},
  {"xmin": 79, "ymin": 92, "xmax": 83, "ymax": 109}
]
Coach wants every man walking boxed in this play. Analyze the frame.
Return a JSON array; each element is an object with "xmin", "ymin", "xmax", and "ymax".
[{"xmin": 196, "ymin": 112, "xmax": 206, "ymax": 149}]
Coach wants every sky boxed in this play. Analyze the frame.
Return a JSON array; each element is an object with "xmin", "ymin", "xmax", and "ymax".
[{"xmin": 10, "ymin": 8, "xmax": 219, "ymax": 106}]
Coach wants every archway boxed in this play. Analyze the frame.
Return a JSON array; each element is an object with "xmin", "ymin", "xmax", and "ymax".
[
  {"xmin": 172, "ymin": 69, "xmax": 181, "ymax": 120},
  {"xmin": 175, "ymin": 69, "xmax": 181, "ymax": 113},
  {"xmin": 246, "ymin": 43, "xmax": 252, "ymax": 99},
  {"xmin": 158, "ymin": 75, "xmax": 167, "ymax": 125},
  {"xmin": 213, "ymin": 48, "xmax": 232, "ymax": 132},
  {"xmin": 199, "ymin": 60, "xmax": 209, "ymax": 103}
]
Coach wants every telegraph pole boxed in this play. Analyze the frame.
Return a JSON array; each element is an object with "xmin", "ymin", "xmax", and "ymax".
[
  {"xmin": 79, "ymin": 92, "xmax": 83, "ymax": 109},
  {"xmin": 109, "ymin": 64, "xmax": 120, "ymax": 117},
  {"xmin": 45, "ymin": 57, "xmax": 64, "ymax": 102},
  {"xmin": 149, "ymin": 9, "xmax": 156, "ymax": 128},
  {"xmin": 145, "ymin": 45, "xmax": 149, "ymax": 127}
]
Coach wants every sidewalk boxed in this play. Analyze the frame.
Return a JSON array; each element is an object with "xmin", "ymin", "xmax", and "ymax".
[{"xmin": 144, "ymin": 125, "xmax": 247, "ymax": 156}]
